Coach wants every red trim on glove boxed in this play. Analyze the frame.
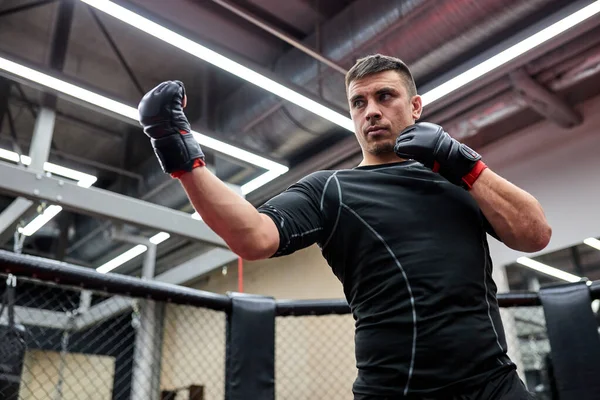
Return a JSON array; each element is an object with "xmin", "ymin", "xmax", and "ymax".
[
  {"xmin": 432, "ymin": 161, "xmax": 441, "ymax": 173},
  {"xmin": 170, "ymin": 158, "xmax": 206, "ymax": 179},
  {"xmin": 462, "ymin": 160, "xmax": 488, "ymax": 190},
  {"xmin": 170, "ymin": 129, "xmax": 205, "ymax": 179}
]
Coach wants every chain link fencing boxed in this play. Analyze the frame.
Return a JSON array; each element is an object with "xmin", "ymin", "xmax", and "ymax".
[
  {"xmin": 0, "ymin": 271, "xmax": 565, "ymax": 400},
  {"xmin": 274, "ymin": 306, "xmax": 554, "ymax": 400},
  {"xmin": 0, "ymin": 274, "xmax": 225, "ymax": 400}
]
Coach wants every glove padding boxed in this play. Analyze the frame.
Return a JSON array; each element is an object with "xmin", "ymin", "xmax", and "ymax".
[
  {"xmin": 394, "ymin": 122, "xmax": 485, "ymax": 189},
  {"xmin": 138, "ymin": 80, "xmax": 205, "ymax": 175}
]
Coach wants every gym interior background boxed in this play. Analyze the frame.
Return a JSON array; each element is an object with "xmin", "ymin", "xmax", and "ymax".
[{"xmin": 0, "ymin": 0, "xmax": 599, "ymax": 399}]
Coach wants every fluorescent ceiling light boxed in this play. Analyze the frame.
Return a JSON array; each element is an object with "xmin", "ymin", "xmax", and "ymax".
[
  {"xmin": 0, "ymin": 54, "xmax": 286, "ymax": 267},
  {"xmin": 584, "ymin": 237, "xmax": 600, "ymax": 251},
  {"xmin": 17, "ymin": 205, "xmax": 62, "ymax": 236},
  {"xmin": 0, "ymin": 148, "xmax": 20, "ymax": 163},
  {"xmin": 191, "ymin": 132, "xmax": 287, "ymax": 175},
  {"xmin": 517, "ymin": 256, "xmax": 582, "ymax": 283},
  {"xmin": 96, "ymin": 244, "xmax": 147, "ymax": 274},
  {"xmin": 0, "ymin": 148, "xmax": 98, "ymax": 187},
  {"xmin": 79, "ymin": 0, "xmax": 354, "ymax": 133},
  {"xmin": 150, "ymin": 231, "xmax": 170, "ymax": 245},
  {"xmin": 0, "ymin": 56, "xmax": 139, "ymax": 120},
  {"xmin": 0, "ymin": 149, "xmax": 98, "ymax": 236},
  {"xmin": 95, "ymin": 232, "xmax": 171, "ymax": 273},
  {"xmin": 0, "ymin": 54, "xmax": 288, "ymax": 193},
  {"xmin": 421, "ymin": 1, "xmax": 600, "ymax": 105}
]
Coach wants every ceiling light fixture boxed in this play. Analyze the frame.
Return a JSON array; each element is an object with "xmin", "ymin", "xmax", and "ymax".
[
  {"xmin": 18, "ymin": 205, "xmax": 63, "ymax": 236},
  {"xmin": 0, "ymin": 54, "xmax": 288, "ymax": 192},
  {"xmin": 584, "ymin": 237, "xmax": 600, "ymax": 251},
  {"xmin": 421, "ymin": 0, "xmax": 600, "ymax": 105},
  {"xmin": 79, "ymin": 0, "xmax": 354, "ymax": 132},
  {"xmin": 516, "ymin": 256, "xmax": 582, "ymax": 283},
  {"xmin": 149, "ymin": 231, "xmax": 170, "ymax": 245},
  {"xmin": 96, "ymin": 244, "xmax": 148, "ymax": 274},
  {"xmin": 95, "ymin": 231, "xmax": 171, "ymax": 273},
  {"xmin": 0, "ymin": 148, "xmax": 98, "ymax": 236},
  {"xmin": 0, "ymin": 149, "xmax": 98, "ymax": 188}
]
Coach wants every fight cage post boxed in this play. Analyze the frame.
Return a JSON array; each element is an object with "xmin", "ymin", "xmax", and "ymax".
[{"xmin": 0, "ymin": 250, "xmax": 599, "ymax": 400}]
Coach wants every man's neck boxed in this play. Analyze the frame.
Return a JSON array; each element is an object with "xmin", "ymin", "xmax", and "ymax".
[{"xmin": 358, "ymin": 154, "xmax": 407, "ymax": 167}]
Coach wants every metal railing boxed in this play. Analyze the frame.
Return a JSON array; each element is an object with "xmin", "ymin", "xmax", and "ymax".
[{"xmin": 0, "ymin": 249, "xmax": 598, "ymax": 400}]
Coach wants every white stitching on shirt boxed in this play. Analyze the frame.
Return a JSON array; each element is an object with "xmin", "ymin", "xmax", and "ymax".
[
  {"xmin": 262, "ymin": 203, "xmax": 285, "ymax": 228},
  {"xmin": 321, "ymin": 172, "xmax": 337, "ymax": 211},
  {"xmin": 278, "ymin": 226, "xmax": 323, "ymax": 255},
  {"xmin": 341, "ymin": 202, "xmax": 417, "ymax": 396},
  {"xmin": 321, "ymin": 173, "xmax": 342, "ymax": 250},
  {"xmin": 482, "ymin": 235, "xmax": 506, "ymax": 355}
]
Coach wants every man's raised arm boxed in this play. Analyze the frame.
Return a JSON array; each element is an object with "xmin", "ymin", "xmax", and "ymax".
[{"xmin": 137, "ymin": 80, "xmax": 279, "ymax": 260}]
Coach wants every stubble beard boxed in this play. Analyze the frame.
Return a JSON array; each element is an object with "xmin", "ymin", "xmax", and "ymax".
[{"xmin": 368, "ymin": 139, "xmax": 396, "ymax": 156}]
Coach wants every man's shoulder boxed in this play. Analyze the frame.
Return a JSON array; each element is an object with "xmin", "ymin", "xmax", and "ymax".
[{"xmin": 295, "ymin": 169, "xmax": 338, "ymax": 187}]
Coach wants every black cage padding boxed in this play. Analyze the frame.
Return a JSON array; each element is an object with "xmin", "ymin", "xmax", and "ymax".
[
  {"xmin": 539, "ymin": 281, "xmax": 600, "ymax": 400},
  {"xmin": 225, "ymin": 293, "xmax": 275, "ymax": 400}
]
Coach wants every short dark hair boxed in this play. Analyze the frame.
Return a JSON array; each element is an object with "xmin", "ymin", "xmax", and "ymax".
[{"xmin": 345, "ymin": 54, "xmax": 417, "ymax": 97}]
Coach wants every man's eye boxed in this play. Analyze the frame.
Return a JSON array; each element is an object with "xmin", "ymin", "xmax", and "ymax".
[
  {"xmin": 353, "ymin": 100, "xmax": 364, "ymax": 108},
  {"xmin": 380, "ymin": 93, "xmax": 391, "ymax": 100}
]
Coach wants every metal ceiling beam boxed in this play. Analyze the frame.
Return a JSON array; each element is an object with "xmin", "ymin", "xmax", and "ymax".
[
  {"xmin": 0, "ymin": 51, "xmax": 137, "ymax": 126},
  {"xmin": 509, "ymin": 68, "xmax": 582, "ymax": 128},
  {"xmin": 43, "ymin": 0, "xmax": 75, "ymax": 109},
  {"xmin": 154, "ymin": 247, "xmax": 238, "ymax": 286},
  {"xmin": 0, "ymin": 161, "xmax": 229, "ymax": 247},
  {"xmin": 0, "ymin": 108, "xmax": 55, "ymax": 246},
  {"xmin": 0, "ymin": 198, "xmax": 35, "ymax": 243},
  {"xmin": 419, "ymin": 0, "xmax": 600, "ymax": 116},
  {"xmin": 443, "ymin": 48, "xmax": 600, "ymax": 141},
  {"xmin": 87, "ymin": 6, "xmax": 145, "ymax": 96},
  {"xmin": 0, "ymin": 0, "xmax": 71, "ymax": 247},
  {"xmin": 0, "ymin": 0, "xmax": 57, "ymax": 18},
  {"xmin": 75, "ymin": 295, "xmax": 133, "ymax": 331},
  {"xmin": 0, "ymin": 78, "xmax": 10, "ymax": 129},
  {"xmin": 28, "ymin": 108, "xmax": 55, "ymax": 171},
  {"xmin": 0, "ymin": 305, "xmax": 71, "ymax": 329},
  {"xmin": 210, "ymin": 0, "xmax": 347, "ymax": 75},
  {"xmin": 247, "ymin": 2, "xmax": 600, "ymax": 207}
]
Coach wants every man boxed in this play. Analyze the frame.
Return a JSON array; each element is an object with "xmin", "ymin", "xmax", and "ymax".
[{"xmin": 137, "ymin": 54, "xmax": 551, "ymax": 399}]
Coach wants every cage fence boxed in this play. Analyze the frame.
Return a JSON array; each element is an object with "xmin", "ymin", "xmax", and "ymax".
[
  {"xmin": 273, "ymin": 306, "xmax": 553, "ymax": 400},
  {"xmin": 1, "ymin": 255, "xmax": 597, "ymax": 400},
  {"xmin": 0, "ymin": 273, "xmax": 226, "ymax": 400},
  {"xmin": 275, "ymin": 313, "xmax": 356, "ymax": 400}
]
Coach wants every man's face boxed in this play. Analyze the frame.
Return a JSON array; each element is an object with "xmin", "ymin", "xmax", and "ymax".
[{"xmin": 347, "ymin": 70, "xmax": 422, "ymax": 162}]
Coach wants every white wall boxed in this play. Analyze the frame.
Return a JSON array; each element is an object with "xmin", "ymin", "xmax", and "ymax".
[{"xmin": 481, "ymin": 94, "xmax": 600, "ymax": 268}]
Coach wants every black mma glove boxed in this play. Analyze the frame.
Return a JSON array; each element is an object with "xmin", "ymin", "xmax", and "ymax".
[
  {"xmin": 138, "ymin": 80, "xmax": 205, "ymax": 178},
  {"xmin": 394, "ymin": 122, "xmax": 487, "ymax": 190}
]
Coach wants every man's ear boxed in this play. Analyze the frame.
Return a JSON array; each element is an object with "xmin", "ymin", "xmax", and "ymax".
[{"xmin": 411, "ymin": 95, "xmax": 423, "ymax": 121}]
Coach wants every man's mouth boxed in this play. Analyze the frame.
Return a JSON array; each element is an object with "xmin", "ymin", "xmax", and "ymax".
[{"xmin": 366, "ymin": 126, "xmax": 388, "ymax": 136}]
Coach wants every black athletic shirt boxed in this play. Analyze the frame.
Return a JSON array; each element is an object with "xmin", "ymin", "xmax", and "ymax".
[{"xmin": 258, "ymin": 160, "xmax": 515, "ymax": 397}]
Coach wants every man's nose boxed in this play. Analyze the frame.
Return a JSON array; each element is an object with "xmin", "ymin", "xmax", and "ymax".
[{"xmin": 365, "ymin": 103, "xmax": 382, "ymax": 121}]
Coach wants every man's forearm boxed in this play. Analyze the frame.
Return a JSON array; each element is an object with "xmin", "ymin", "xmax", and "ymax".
[
  {"xmin": 178, "ymin": 167, "xmax": 279, "ymax": 260},
  {"xmin": 470, "ymin": 168, "xmax": 552, "ymax": 252}
]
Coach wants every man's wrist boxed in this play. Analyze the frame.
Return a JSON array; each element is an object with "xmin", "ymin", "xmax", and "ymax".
[
  {"xmin": 170, "ymin": 158, "xmax": 206, "ymax": 179},
  {"xmin": 461, "ymin": 160, "xmax": 488, "ymax": 190}
]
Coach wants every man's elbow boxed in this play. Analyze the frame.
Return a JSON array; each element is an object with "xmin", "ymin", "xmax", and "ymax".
[
  {"xmin": 532, "ymin": 223, "xmax": 552, "ymax": 251},
  {"xmin": 230, "ymin": 233, "xmax": 279, "ymax": 261},
  {"xmin": 513, "ymin": 222, "xmax": 552, "ymax": 253}
]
